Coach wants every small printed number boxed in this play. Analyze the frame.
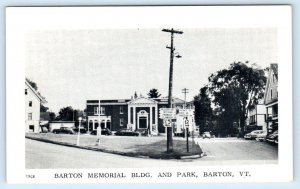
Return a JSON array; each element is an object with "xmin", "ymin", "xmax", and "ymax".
[{"xmin": 26, "ymin": 175, "xmax": 35, "ymax": 179}]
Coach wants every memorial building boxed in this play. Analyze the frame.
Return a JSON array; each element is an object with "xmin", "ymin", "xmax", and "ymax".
[{"xmin": 86, "ymin": 96, "xmax": 194, "ymax": 135}]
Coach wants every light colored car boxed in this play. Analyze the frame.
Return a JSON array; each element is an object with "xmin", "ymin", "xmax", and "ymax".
[
  {"xmin": 244, "ymin": 130, "xmax": 264, "ymax": 140},
  {"xmin": 202, "ymin": 132, "xmax": 211, "ymax": 139},
  {"xmin": 255, "ymin": 131, "xmax": 268, "ymax": 141}
]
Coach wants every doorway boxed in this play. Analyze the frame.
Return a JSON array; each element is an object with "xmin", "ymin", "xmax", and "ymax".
[{"xmin": 139, "ymin": 117, "xmax": 147, "ymax": 129}]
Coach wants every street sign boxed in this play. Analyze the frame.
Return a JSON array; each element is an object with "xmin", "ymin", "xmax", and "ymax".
[
  {"xmin": 177, "ymin": 109, "xmax": 194, "ymax": 117},
  {"xmin": 164, "ymin": 119, "xmax": 172, "ymax": 127},
  {"xmin": 159, "ymin": 108, "xmax": 176, "ymax": 119},
  {"xmin": 184, "ymin": 119, "xmax": 189, "ymax": 126}
]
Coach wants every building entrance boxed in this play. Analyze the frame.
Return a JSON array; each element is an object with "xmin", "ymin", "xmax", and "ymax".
[{"xmin": 139, "ymin": 117, "xmax": 147, "ymax": 129}]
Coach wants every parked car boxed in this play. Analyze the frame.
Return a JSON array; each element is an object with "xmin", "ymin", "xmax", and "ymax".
[
  {"xmin": 244, "ymin": 130, "xmax": 264, "ymax": 140},
  {"xmin": 115, "ymin": 129, "xmax": 139, "ymax": 136},
  {"xmin": 255, "ymin": 131, "xmax": 268, "ymax": 142},
  {"xmin": 266, "ymin": 130, "xmax": 278, "ymax": 144},
  {"xmin": 52, "ymin": 127, "xmax": 75, "ymax": 134},
  {"xmin": 90, "ymin": 128, "xmax": 112, "ymax": 135},
  {"xmin": 73, "ymin": 127, "xmax": 87, "ymax": 134},
  {"xmin": 175, "ymin": 131, "xmax": 190, "ymax": 137},
  {"xmin": 202, "ymin": 132, "xmax": 211, "ymax": 139}
]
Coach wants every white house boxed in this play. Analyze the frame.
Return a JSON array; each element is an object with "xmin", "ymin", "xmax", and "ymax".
[
  {"xmin": 246, "ymin": 103, "xmax": 267, "ymax": 132},
  {"xmin": 25, "ymin": 80, "xmax": 46, "ymax": 133}
]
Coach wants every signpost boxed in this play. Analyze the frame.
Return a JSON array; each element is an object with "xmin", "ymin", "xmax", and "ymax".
[
  {"xmin": 159, "ymin": 108, "xmax": 176, "ymax": 119},
  {"xmin": 184, "ymin": 117, "xmax": 189, "ymax": 152},
  {"xmin": 164, "ymin": 119, "xmax": 172, "ymax": 127},
  {"xmin": 160, "ymin": 107, "xmax": 195, "ymax": 152},
  {"xmin": 160, "ymin": 108, "xmax": 176, "ymax": 128}
]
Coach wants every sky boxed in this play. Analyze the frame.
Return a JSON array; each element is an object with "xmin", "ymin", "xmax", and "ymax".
[{"xmin": 25, "ymin": 28, "xmax": 277, "ymax": 113}]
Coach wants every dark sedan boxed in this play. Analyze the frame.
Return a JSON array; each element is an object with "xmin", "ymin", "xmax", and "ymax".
[
  {"xmin": 90, "ymin": 128, "xmax": 112, "ymax": 136},
  {"xmin": 115, "ymin": 129, "xmax": 139, "ymax": 136},
  {"xmin": 52, "ymin": 127, "xmax": 75, "ymax": 134},
  {"xmin": 73, "ymin": 127, "xmax": 87, "ymax": 134},
  {"xmin": 266, "ymin": 130, "xmax": 278, "ymax": 144}
]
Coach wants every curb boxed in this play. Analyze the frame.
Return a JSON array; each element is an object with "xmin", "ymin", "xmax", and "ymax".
[
  {"xmin": 180, "ymin": 154, "xmax": 201, "ymax": 159},
  {"xmin": 25, "ymin": 136, "xmax": 202, "ymax": 160}
]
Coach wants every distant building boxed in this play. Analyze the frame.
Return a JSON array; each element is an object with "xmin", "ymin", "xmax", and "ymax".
[
  {"xmin": 25, "ymin": 80, "xmax": 46, "ymax": 133},
  {"xmin": 246, "ymin": 102, "xmax": 267, "ymax": 132},
  {"xmin": 264, "ymin": 64, "xmax": 278, "ymax": 133},
  {"xmin": 49, "ymin": 121, "xmax": 75, "ymax": 132},
  {"xmin": 86, "ymin": 96, "xmax": 194, "ymax": 135}
]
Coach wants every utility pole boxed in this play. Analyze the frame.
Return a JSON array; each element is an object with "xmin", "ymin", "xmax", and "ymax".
[
  {"xmin": 182, "ymin": 88, "xmax": 189, "ymax": 109},
  {"xmin": 162, "ymin": 28, "xmax": 183, "ymax": 153},
  {"xmin": 182, "ymin": 88, "xmax": 189, "ymax": 152}
]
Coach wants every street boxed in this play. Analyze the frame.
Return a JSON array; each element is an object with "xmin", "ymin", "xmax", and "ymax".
[
  {"xmin": 195, "ymin": 138, "xmax": 278, "ymax": 161},
  {"xmin": 26, "ymin": 138, "xmax": 277, "ymax": 169}
]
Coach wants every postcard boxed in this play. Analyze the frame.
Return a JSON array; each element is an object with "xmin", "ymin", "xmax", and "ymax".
[{"xmin": 6, "ymin": 5, "xmax": 292, "ymax": 183}]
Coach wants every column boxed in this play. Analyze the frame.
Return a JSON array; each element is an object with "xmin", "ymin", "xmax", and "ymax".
[
  {"xmin": 128, "ymin": 105, "xmax": 131, "ymax": 126},
  {"xmin": 155, "ymin": 104, "xmax": 158, "ymax": 125},
  {"xmin": 87, "ymin": 117, "xmax": 89, "ymax": 132},
  {"xmin": 92, "ymin": 120, "xmax": 95, "ymax": 130},
  {"xmin": 104, "ymin": 120, "xmax": 107, "ymax": 129},
  {"xmin": 149, "ymin": 106, "xmax": 153, "ymax": 134},
  {"xmin": 133, "ymin": 106, "xmax": 136, "ymax": 130}
]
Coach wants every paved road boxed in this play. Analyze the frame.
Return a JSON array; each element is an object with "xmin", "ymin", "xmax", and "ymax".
[
  {"xmin": 195, "ymin": 138, "xmax": 278, "ymax": 161},
  {"xmin": 26, "ymin": 138, "xmax": 278, "ymax": 169}
]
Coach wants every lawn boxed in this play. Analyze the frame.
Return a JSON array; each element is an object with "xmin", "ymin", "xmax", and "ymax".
[{"xmin": 26, "ymin": 133, "xmax": 202, "ymax": 159}]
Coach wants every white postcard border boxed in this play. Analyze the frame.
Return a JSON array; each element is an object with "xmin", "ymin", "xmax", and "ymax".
[{"xmin": 6, "ymin": 6, "xmax": 292, "ymax": 183}]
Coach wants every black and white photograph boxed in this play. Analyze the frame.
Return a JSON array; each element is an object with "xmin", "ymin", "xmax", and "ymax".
[{"xmin": 6, "ymin": 6, "xmax": 292, "ymax": 183}]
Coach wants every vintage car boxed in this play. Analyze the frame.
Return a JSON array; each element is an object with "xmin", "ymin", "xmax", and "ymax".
[
  {"xmin": 266, "ymin": 130, "xmax": 278, "ymax": 144},
  {"xmin": 244, "ymin": 130, "xmax": 264, "ymax": 140},
  {"xmin": 52, "ymin": 127, "xmax": 76, "ymax": 134},
  {"xmin": 90, "ymin": 128, "xmax": 112, "ymax": 136},
  {"xmin": 115, "ymin": 129, "xmax": 139, "ymax": 136},
  {"xmin": 202, "ymin": 131, "xmax": 211, "ymax": 139},
  {"xmin": 255, "ymin": 131, "xmax": 268, "ymax": 142},
  {"xmin": 73, "ymin": 126, "xmax": 87, "ymax": 134}
]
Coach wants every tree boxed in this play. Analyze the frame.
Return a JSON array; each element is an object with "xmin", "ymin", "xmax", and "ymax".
[
  {"xmin": 49, "ymin": 112, "xmax": 56, "ymax": 121},
  {"xmin": 147, "ymin": 88, "xmax": 161, "ymax": 98},
  {"xmin": 194, "ymin": 86, "xmax": 213, "ymax": 134},
  {"xmin": 207, "ymin": 61, "xmax": 266, "ymax": 135},
  {"xmin": 40, "ymin": 104, "xmax": 49, "ymax": 112},
  {"xmin": 57, "ymin": 106, "xmax": 75, "ymax": 121},
  {"xmin": 134, "ymin": 91, "xmax": 138, "ymax": 99}
]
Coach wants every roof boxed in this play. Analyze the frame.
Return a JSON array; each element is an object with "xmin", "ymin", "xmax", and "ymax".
[
  {"xmin": 87, "ymin": 97, "xmax": 186, "ymax": 105},
  {"xmin": 128, "ymin": 96, "xmax": 158, "ymax": 105},
  {"xmin": 270, "ymin": 63, "xmax": 278, "ymax": 79},
  {"xmin": 155, "ymin": 97, "xmax": 185, "ymax": 104},
  {"xmin": 25, "ymin": 80, "xmax": 47, "ymax": 103},
  {"xmin": 263, "ymin": 63, "xmax": 278, "ymax": 104}
]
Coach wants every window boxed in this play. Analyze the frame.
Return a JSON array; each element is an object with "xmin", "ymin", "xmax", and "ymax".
[
  {"xmin": 120, "ymin": 106, "xmax": 124, "ymax": 114},
  {"xmin": 100, "ymin": 107, "xmax": 105, "ymax": 115},
  {"xmin": 120, "ymin": 118, "xmax": 124, "ymax": 127},
  {"xmin": 29, "ymin": 101, "xmax": 32, "ymax": 107},
  {"xmin": 94, "ymin": 107, "xmax": 105, "ymax": 115},
  {"xmin": 271, "ymin": 89, "xmax": 273, "ymax": 99},
  {"xmin": 25, "ymin": 89, "xmax": 27, "ymax": 95},
  {"xmin": 28, "ymin": 113, "xmax": 32, "ymax": 120},
  {"xmin": 29, "ymin": 125, "xmax": 34, "ymax": 132},
  {"xmin": 94, "ymin": 107, "xmax": 99, "ymax": 115}
]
